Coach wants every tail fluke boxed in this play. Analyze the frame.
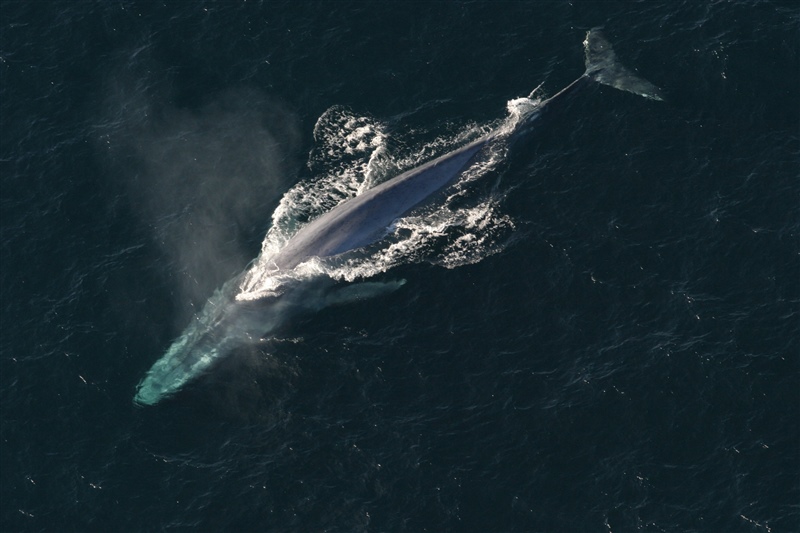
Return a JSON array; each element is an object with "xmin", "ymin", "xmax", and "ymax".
[{"xmin": 584, "ymin": 29, "xmax": 664, "ymax": 101}]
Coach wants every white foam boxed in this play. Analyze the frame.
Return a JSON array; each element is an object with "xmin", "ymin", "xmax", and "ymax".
[{"xmin": 237, "ymin": 97, "xmax": 536, "ymax": 300}]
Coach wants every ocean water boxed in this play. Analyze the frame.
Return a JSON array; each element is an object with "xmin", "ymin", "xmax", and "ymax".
[{"xmin": 1, "ymin": 1, "xmax": 798, "ymax": 532}]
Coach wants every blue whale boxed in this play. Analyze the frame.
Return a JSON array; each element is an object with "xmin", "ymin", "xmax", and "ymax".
[{"xmin": 134, "ymin": 30, "xmax": 662, "ymax": 406}]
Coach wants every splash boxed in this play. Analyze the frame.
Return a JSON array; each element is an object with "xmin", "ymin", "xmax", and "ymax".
[{"xmin": 236, "ymin": 96, "xmax": 540, "ymax": 300}]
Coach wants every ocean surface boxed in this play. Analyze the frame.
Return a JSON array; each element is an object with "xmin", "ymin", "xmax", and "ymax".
[{"xmin": 1, "ymin": 1, "xmax": 798, "ymax": 532}]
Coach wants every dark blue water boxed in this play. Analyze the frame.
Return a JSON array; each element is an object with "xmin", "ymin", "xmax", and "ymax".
[{"xmin": 2, "ymin": 1, "xmax": 798, "ymax": 531}]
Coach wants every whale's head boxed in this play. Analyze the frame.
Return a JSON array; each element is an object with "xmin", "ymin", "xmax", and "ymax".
[
  {"xmin": 133, "ymin": 282, "xmax": 268, "ymax": 407},
  {"xmin": 133, "ymin": 275, "xmax": 337, "ymax": 406},
  {"xmin": 134, "ymin": 318, "xmax": 228, "ymax": 406}
]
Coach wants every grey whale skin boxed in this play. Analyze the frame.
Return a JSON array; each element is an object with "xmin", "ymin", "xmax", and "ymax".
[{"xmin": 134, "ymin": 30, "xmax": 662, "ymax": 406}]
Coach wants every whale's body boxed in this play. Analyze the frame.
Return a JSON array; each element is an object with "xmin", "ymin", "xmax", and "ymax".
[
  {"xmin": 270, "ymin": 138, "xmax": 490, "ymax": 271},
  {"xmin": 134, "ymin": 30, "xmax": 662, "ymax": 406}
]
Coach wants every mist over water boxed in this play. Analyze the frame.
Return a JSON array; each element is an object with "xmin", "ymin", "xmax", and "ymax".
[
  {"xmin": 97, "ymin": 58, "xmax": 302, "ymax": 312},
  {"xmin": 2, "ymin": 1, "xmax": 798, "ymax": 532}
]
